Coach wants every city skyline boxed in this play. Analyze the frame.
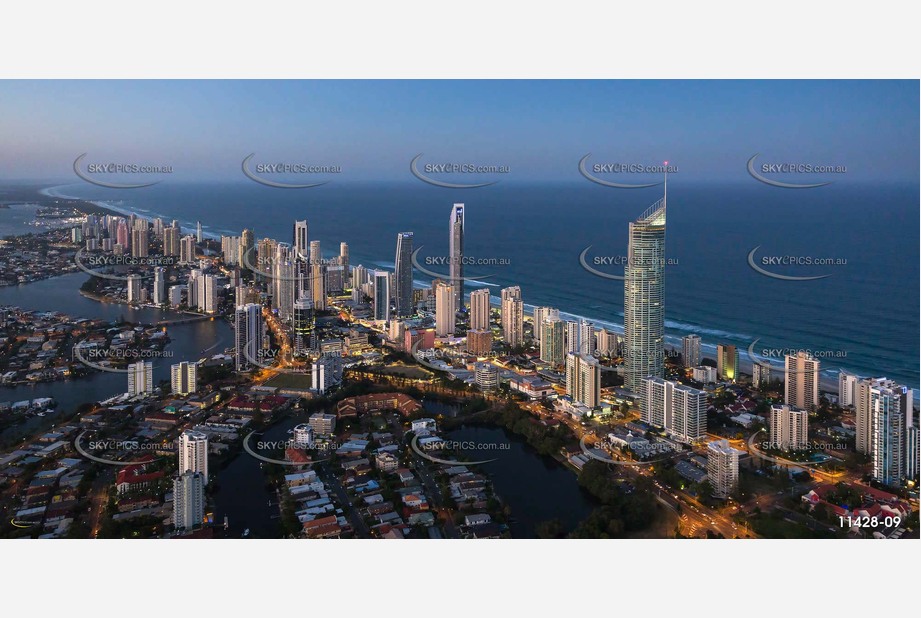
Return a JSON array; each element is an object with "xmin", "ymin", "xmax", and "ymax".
[{"xmin": 0, "ymin": 82, "xmax": 917, "ymax": 546}]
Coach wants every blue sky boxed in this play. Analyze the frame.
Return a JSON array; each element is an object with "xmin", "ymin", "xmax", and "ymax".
[{"xmin": 0, "ymin": 80, "xmax": 916, "ymax": 182}]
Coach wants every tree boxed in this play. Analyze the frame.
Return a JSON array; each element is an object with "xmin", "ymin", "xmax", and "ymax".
[{"xmin": 535, "ymin": 518, "xmax": 564, "ymax": 539}]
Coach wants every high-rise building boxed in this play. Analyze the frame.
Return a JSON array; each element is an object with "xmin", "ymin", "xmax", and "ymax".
[
  {"xmin": 339, "ymin": 242, "xmax": 349, "ymax": 287},
  {"xmin": 855, "ymin": 378, "xmax": 876, "ymax": 454},
  {"xmin": 116, "ymin": 220, "xmax": 129, "ymax": 248},
  {"xmin": 838, "ymin": 371, "xmax": 858, "ymax": 408},
  {"xmin": 580, "ymin": 320, "xmax": 596, "ymax": 356},
  {"xmin": 474, "ymin": 362, "xmax": 499, "ymax": 392},
  {"xmin": 716, "ymin": 344, "xmax": 738, "ymax": 382},
  {"xmin": 707, "ymin": 440, "xmax": 741, "ymax": 499},
  {"xmin": 180, "ymin": 235, "xmax": 196, "ymax": 264},
  {"xmin": 623, "ymin": 188, "xmax": 667, "ymax": 392},
  {"xmin": 908, "ymin": 425, "xmax": 919, "ymax": 483},
  {"xmin": 179, "ymin": 430, "xmax": 209, "ymax": 484},
  {"xmin": 221, "ymin": 235, "xmax": 241, "ymax": 266},
  {"xmin": 641, "ymin": 376, "xmax": 707, "ymax": 443},
  {"xmin": 351, "ymin": 264, "xmax": 369, "ymax": 301},
  {"xmin": 372, "ymin": 270, "xmax": 391, "ymax": 322},
  {"xmin": 255, "ymin": 237, "xmax": 277, "ymax": 282},
  {"xmin": 173, "ymin": 471, "xmax": 204, "ymax": 533},
  {"xmin": 752, "ymin": 362, "xmax": 770, "ymax": 389},
  {"xmin": 469, "ymin": 289, "xmax": 491, "ymax": 331},
  {"xmin": 596, "ymin": 328, "xmax": 620, "ymax": 358},
  {"xmin": 308, "ymin": 239, "xmax": 321, "ymax": 265},
  {"xmin": 855, "ymin": 378, "xmax": 914, "ymax": 486},
  {"xmin": 294, "ymin": 219, "xmax": 309, "ymax": 259},
  {"xmin": 240, "ymin": 228, "xmax": 255, "ymax": 276},
  {"xmin": 540, "ymin": 315, "xmax": 565, "ymax": 366},
  {"xmin": 670, "ymin": 381, "xmax": 708, "ymax": 444},
  {"xmin": 131, "ymin": 228, "xmax": 148, "ymax": 258},
  {"xmin": 187, "ymin": 269, "xmax": 200, "ymax": 308},
  {"xmin": 325, "ymin": 264, "xmax": 345, "ymax": 295},
  {"xmin": 466, "ymin": 329, "xmax": 493, "ymax": 356},
  {"xmin": 293, "ymin": 295, "xmax": 315, "ymax": 356},
  {"xmin": 171, "ymin": 361, "xmax": 198, "ymax": 395},
  {"xmin": 394, "ymin": 232, "xmax": 414, "ymax": 317},
  {"xmin": 785, "ymin": 351, "xmax": 820, "ymax": 410},
  {"xmin": 693, "ymin": 366, "xmax": 717, "ymax": 383},
  {"xmin": 312, "ymin": 355, "xmax": 344, "ymax": 394},
  {"xmin": 404, "ymin": 328, "xmax": 435, "ymax": 354},
  {"xmin": 769, "ymin": 404, "xmax": 809, "ymax": 450},
  {"xmin": 196, "ymin": 221, "xmax": 203, "ymax": 243},
  {"xmin": 168, "ymin": 285, "xmax": 183, "ymax": 308},
  {"xmin": 500, "ymin": 286, "xmax": 523, "ymax": 347},
  {"xmin": 449, "ymin": 204, "xmax": 465, "ymax": 313},
  {"xmin": 682, "ymin": 334, "xmax": 701, "ymax": 369},
  {"xmin": 270, "ymin": 244, "xmax": 296, "ymax": 321},
  {"xmin": 127, "ymin": 274, "xmax": 143, "ymax": 304},
  {"xmin": 435, "ymin": 281, "xmax": 455, "ymax": 337},
  {"xmin": 533, "ymin": 307, "xmax": 558, "ymax": 347},
  {"xmin": 197, "ymin": 274, "xmax": 217, "ymax": 314},
  {"xmin": 127, "ymin": 361, "xmax": 154, "ymax": 396},
  {"xmin": 163, "ymin": 225, "xmax": 180, "ymax": 257},
  {"xmin": 566, "ymin": 353, "xmax": 601, "ymax": 408},
  {"xmin": 310, "ymin": 261, "xmax": 326, "ymax": 311},
  {"xmin": 565, "ymin": 321, "xmax": 580, "ymax": 355},
  {"xmin": 234, "ymin": 303, "xmax": 264, "ymax": 371},
  {"xmin": 154, "ymin": 264, "xmax": 169, "ymax": 305}
]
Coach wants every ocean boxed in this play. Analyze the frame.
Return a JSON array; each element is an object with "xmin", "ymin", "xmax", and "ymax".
[{"xmin": 23, "ymin": 180, "xmax": 921, "ymax": 391}]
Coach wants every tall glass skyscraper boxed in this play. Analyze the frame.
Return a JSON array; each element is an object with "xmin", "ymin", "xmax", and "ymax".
[
  {"xmin": 293, "ymin": 295, "xmax": 315, "ymax": 356},
  {"xmin": 373, "ymin": 270, "xmax": 391, "ymax": 321},
  {"xmin": 449, "ymin": 204, "xmax": 465, "ymax": 313},
  {"xmin": 394, "ymin": 231, "xmax": 414, "ymax": 317},
  {"xmin": 294, "ymin": 220, "xmax": 308, "ymax": 260},
  {"xmin": 623, "ymin": 189, "xmax": 666, "ymax": 393}
]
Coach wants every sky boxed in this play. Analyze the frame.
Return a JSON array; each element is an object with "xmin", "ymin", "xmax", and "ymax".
[{"xmin": 0, "ymin": 80, "xmax": 917, "ymax": 183}]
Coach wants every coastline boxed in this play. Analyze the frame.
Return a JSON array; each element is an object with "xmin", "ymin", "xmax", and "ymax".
[{"xmin": 19, "ymin": 183, "xmax": 915, "ymax": 395}]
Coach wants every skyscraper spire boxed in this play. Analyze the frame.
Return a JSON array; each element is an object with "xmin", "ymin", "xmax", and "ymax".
[{"xmin": 663, "ymin": 160, "xmax": 668, "ymax": 208}]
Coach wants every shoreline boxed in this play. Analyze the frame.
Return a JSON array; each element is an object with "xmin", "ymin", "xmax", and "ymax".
[{"xmin": 15, "ymin": 183, "xmax": 917, "ymax": 395}]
